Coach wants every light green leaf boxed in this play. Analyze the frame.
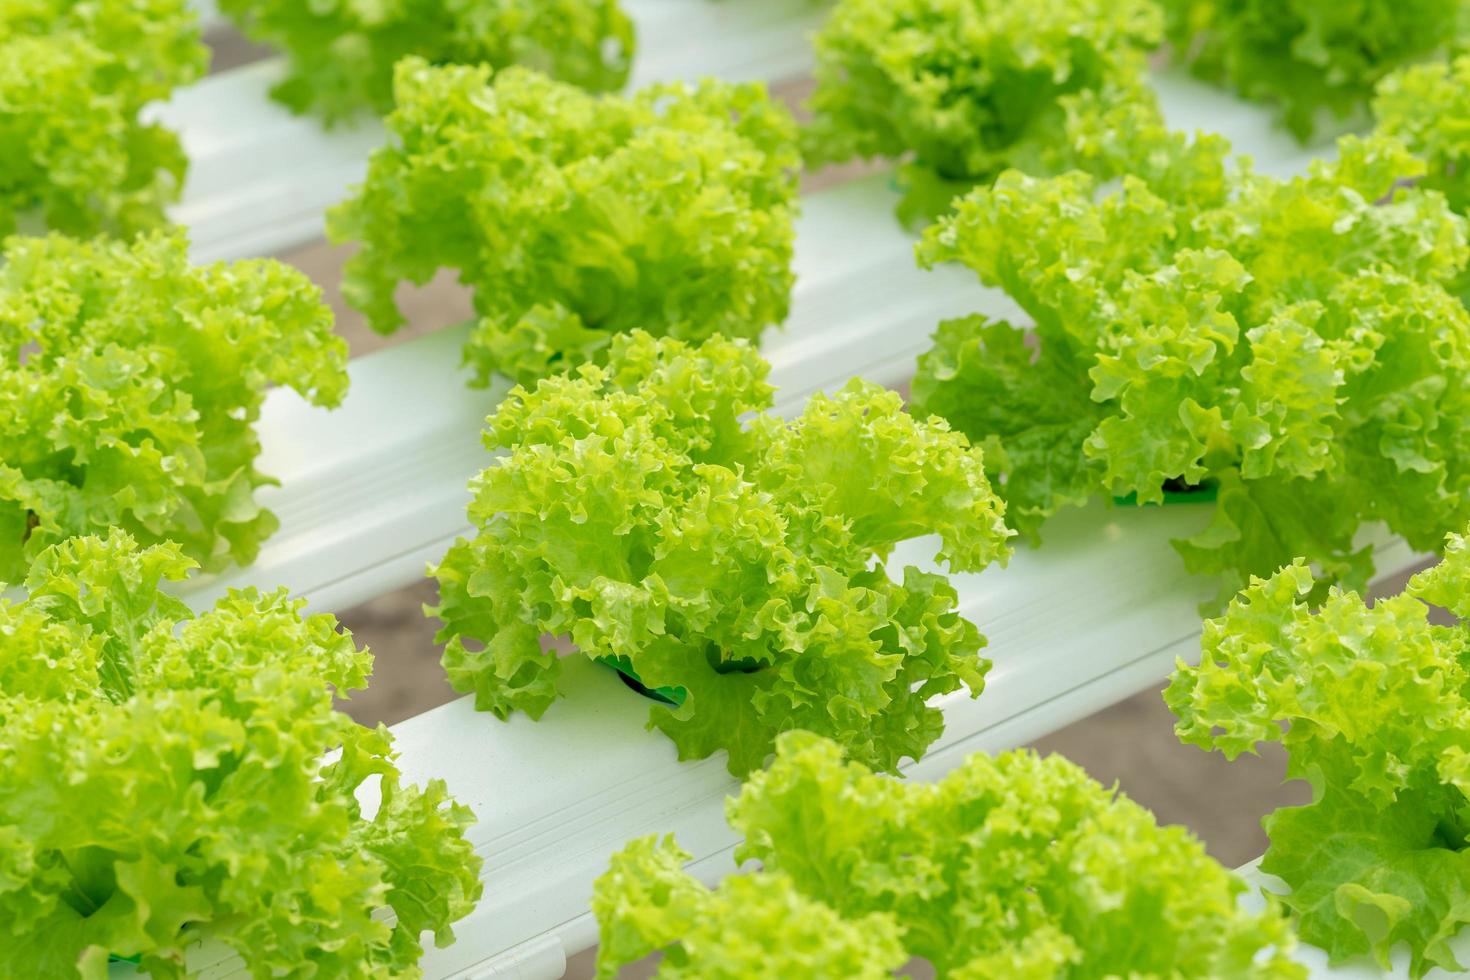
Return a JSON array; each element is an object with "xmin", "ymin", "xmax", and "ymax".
[
  {"xmin": 218, "ymin": 0, "xmax": 632, "ymax": 122},
  {"xmin": 597, "ymin": 731, "xmax": 1304, "ymax": 977},
  {"xmin": 804, "ymin": 0, "xmax": 1165, "ymax": 222},
  {"xmin": 592, "ymin": 834, "xmax": 908, "ymax": 980},
  {"xmin": 1161, "ymin": 0, "xmax": 1464, "ymax": 140}
]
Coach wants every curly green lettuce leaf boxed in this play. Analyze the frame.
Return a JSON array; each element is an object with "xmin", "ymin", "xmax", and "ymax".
[
  {"xmin": 595, "ymin": 731, "xmax": 1303, "ymax": 977},
  {"xmin": 914, "ymin": 132, "xmax": 1470, "ymax": 609},
  {"xmin": 0, "ymin": 532, "xmax": 482, "ymax": 979},
  {"xmin": 0, "ymin": 231, "xmax": 348, "ymax": 582},
  {"xmin": 1166, "ymin": 527, "xmax": 1470, "ymax": 976},
  {"xmin": 1161, "ymin": 0, "xmax": 1465, "ymax": 141},
  {"xmin": 218, "ymin": 0, "xmax": 632, "ymax": 123},
  {"xmin": 328, "ymin": 59, "xmax": 799, "ymax": 387},
  {"xmin": 1411, "ymin": 525, "xmax": 1470, "ymax": 619},
  {"xmin": 803, "ymin": 0, "xmax": 1165, "ymax": 223},
  {"xmin": 1374, "ymin": 54, "xmax": 1470, "ymax": 310},
  {"xmin": 591, "ymin": 835, "xmax": 907, "ymax": 980},
  {"xmin": 911, "ymin": 315, "xmax": 1106, "ymax": 542},
  {"xmin": 0, "ymin": 0, "xmax": 207, "ymax": 238},
  {"xmin": 1374, "ymin": 53, "xmax": 1470, "ymax": 214},
  {"xmin": 430, "ymin": 331, "xmax": 1012, "ymax": 776}
]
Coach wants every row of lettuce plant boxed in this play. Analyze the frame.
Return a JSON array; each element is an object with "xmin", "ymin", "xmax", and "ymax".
[
  {"xmin": 10, "ymin": 0, "xmax": 1468, "ymax": 246},
  {"xmin": 25, "ymin": 0, "xmax": 1466, "ymax": 589},
  {"xmin": 1, "ymin": 14, "xmax": 490, "ymax": 974},
  {"xmin": 806, "ymin": 0, "xmax": 1470, "ymax": 214},
  {"xmin": 199, "ymin": 0, "xmax": 1470, "ymax": 141},
  {"xmin": 0, "ymin": 189, "xmax": 489, "ymax": 970}
]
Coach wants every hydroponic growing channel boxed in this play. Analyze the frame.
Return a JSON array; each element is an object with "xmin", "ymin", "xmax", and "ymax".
[{"xmin": 3, "ymin": 0, "xmax": 1468, "ymax": 977}]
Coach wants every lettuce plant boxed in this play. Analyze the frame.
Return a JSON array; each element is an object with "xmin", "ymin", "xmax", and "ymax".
[
  {"xmin": 594, "ymin": 731, "xmax": 1304, "ymax": 978},
  {"xmin": 0, "ymin": 532, "xmax": 483, "ymax": 978},
  {"xmin": 801, "ymin": 0, "xmax": 1165, "ymax": 223},
  {"xmin": 0, "ymin": 0, "xmax": 208, "ymax": 237},
  {"xmin": 912, "ymin": 132, "xmax": 1470, "ymax": 610},
  {"xmin": 1375, "ymin": 54, "xmax": 1470, "ymax": 308},
  {"xmin": 1161, "ymin": 0, "xmax": 1464, "ymax": 141},
  {"xmin": 592, "ymin": 835, "xmax": 908, "ymax": 979},
  {"xmin": 1374, "ymin": 54, "xmax": 1470, "ymax": 213},
  {"xmin": 218, "ymin": 0, "xmax": 632, "ymax": 123},
  {"xmin": 1166, "ymin": 523, "xmax": 1470, "ymax": 977},
  {"xmin": 430, "ymin": 331, "xmax": 1013, "ymax": 777},
  {"xmin": 0, "ymin": 232, "xmax": 349, "ymax": 583},
  {"xmin": 329, "ymin": 59, "xmax": 800, "ymax": 388}
]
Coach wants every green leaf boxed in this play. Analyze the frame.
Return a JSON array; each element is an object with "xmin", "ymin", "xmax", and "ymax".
[
  {"xmin": 329, "ymin": 59, "xmax": 800, "ymax": 387},
  {"xmin": 1161, "ymin": 0, "xmax": 1465, "ymax": 140},
  {"xmin": 430, "ymin": 331, "xmax": 1012, "ymax": 776},
  {"xmin": 1167, "ymin": 527, "xmax": 1470, "ymax": 974},
  {"xmin": 1375, "ymin": 54, "xmax": 1470, "ymax": 214},
  {"xmin": 591, "ymin": 834, "xmax": 908, "ymax": 980},
  {"xmin": 916, "ymin": 131, "xmax": 1470, "ymax": 608},
  {"xmin": 911, "ymin": 315, "xmax": 1104, "ymax": 541},
  {"xmin": 804, "ymin": 0, "xmax": 1165, "ymax": 223},
  {"xmin": 1373, "ymin": 53, "xmax": 1470, "ymax": 309},
  {"xmin": 0, "ymin": 0, "xmax": 207, "ymax": 237},
  {"xmin": 218, "ymin": 0, "xmax": 632, "ymax": 122},
  {"xmin": 0, "ymin": 231, "xmax": 348, "ymax": 581},
  {"xmin": 1409, "ymin": 525, "xmax": 1470, "ymax": 620},
  {"xmin": 595, "ymin": 732, "xmax": 1304, "ymax": 977},
  {"xmin": 0, "ymin": 531, "xmax": 483, "ymax": 978},
  {"xmin": 1262, "ymin": 784, "xmax": 1470, "ymax": 977}
]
